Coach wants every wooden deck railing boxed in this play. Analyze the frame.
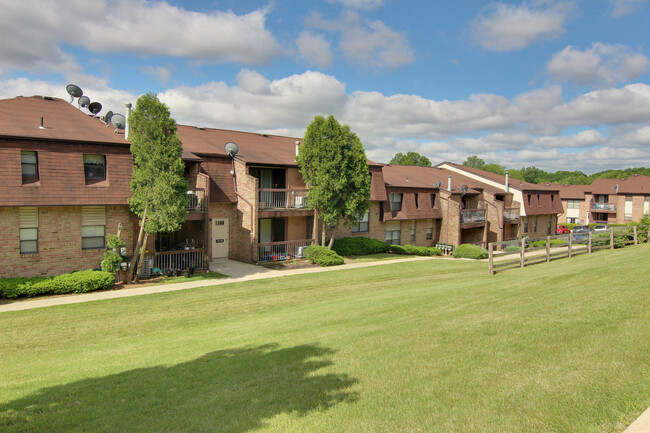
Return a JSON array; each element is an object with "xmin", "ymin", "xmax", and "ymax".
[{"xmin": 257, "ymin": 239, "xmax": 314, "ymax": 262}]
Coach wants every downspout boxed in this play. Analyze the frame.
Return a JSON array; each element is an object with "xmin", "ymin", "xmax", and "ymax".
[
  {"xmin": 230, "ymin": 157, "xmax": 256, "ymax": 262},
  {"xmin": 125, "ymin": 102, "xmax": 132, "ymax": 141}
]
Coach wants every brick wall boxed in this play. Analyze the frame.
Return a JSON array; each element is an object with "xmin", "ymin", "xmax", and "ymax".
[
  {"xmin": 208, "ymin": 203, "xmax": 246, "ymax": 261},
  {"xmin": 0, "ymin": 205, "xmax": 132, "ymax": 278}
]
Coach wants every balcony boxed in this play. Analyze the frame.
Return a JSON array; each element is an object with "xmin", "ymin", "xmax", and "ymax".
[
  {"xmin": 258, "ymin": 239, "xmax": 314, "ymax": 262},
  {"xmin": 143, "ymin": 248, "xmax": 207, "ymax": 275},
  {"xmin": 187, "ymin": 189, "xmax": 206, "ymax": 213},
  {"xmin": 503, "ymin": 207, "xmax": 520, "ymax": 223},
  {"xmin": 590, "ymin": 202, "xmax": 616, "ymax": 213},
  {"xmin": 259, "ymin": 189, "xmax": 309, "ymax": 210},
  {"xmin": 460, "ymin": 209, "xmax": 486, "ymax": 228}
]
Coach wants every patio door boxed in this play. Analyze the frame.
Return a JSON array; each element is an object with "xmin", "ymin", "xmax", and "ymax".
[{"xmin": 212, "ymin": 218, "xmax": 229, "ymax": 259}]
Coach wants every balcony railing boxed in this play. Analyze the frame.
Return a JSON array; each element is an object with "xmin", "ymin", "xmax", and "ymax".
[
  {"xmin": 148, "ymin": 248, "xmax": 206, "ymax": 274},
  {"xmin": 259, "ymin": 189, "xmax": 309, "ymax": 209},
  {"xmin": 460, "ymin": 209, "xmax": 486, "ymax": 225},
  {"xmin": 503, "ymin": 208, "xmax": 520, "ymax": 222},
  {"xmin": 591, "ymin": 202, "xmax": 617, "ymax": 212},
  {"xmin": 187, "ymin": 189, "xmax": 206, "ymax": 213},
  {"xmin": 258, "ymin": 239, "xmax": 314, "ymax": 262}
]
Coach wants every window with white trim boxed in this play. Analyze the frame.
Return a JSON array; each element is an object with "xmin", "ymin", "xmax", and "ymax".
[
  {"xmin": 351, "ymin": 211, "xmax": 369, "ymax": 233},
  {"xmin": 385, "ymin": 221, "xmax": 400, "ymax": 245},
  {"xmin": 19, "ymin": 207, "xmax": 38, "ymax": 254},
  {"xmin": 625, "ymin": 195, "xmax": 633, "ymax": 221},
  {"xmin": 82, "ymin": 206, "xmax": 106, "ymax": 249},
  {"xmin": 567, "ymin": 200, "xmax": 580, "ymax": 209},
  {"xmin": 389, "ymin": 193, "xmax": 403, "ymax": 212}
]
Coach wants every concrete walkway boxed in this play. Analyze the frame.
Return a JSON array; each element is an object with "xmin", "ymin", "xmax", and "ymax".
[
  {"xmin": 0, "ymin": 256, "xmax": 436, "ymax": 313},
  {"xmin": 624, "ymin": 406, "xmax": 650, "ymax": 433}
]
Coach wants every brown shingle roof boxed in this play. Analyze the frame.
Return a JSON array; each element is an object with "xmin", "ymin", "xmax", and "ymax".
[
  {"xmin": 589, "ymin": 175, "xmax": 650, "ymax": 195},
  {"xmin": 383, "ymin": 164, "xmax": 503, "ymax": 195},
  {"xmin": 0, "ymin": 96, "xmax": 129, "ymax": 145}
]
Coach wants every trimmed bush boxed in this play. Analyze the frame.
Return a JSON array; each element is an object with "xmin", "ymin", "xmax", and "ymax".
[
  {"xmin": 304, "ymin": 245, "xmax": 344, "ymax": 267},
  {"xmin": 332, "ymin": 237, "xmax": 391, "ymax": 256},
  {"xmin": 390, "ymin": 245, "xmax": 407, "ymax": 255},
  {"xmin": 453, "ymin": 244, "xmax": 489, "ymax": 260},
  {"xmin": 504, "ymin": 245, "xmax": 520, "ymax": 253},
  {"xmin": 402, "ymin": 245, "xmax": 442, "ymax": 256},
  {"xmin": 0, "ymin": 271, "xmax": 115, "ymax": 299}
]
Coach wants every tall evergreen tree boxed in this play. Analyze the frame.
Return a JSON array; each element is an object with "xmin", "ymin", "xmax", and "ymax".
[
  {"xmin": 127, "ymin": 93, "xmax": 189, "ymax": 282},
  {"xmin": 297, "ymin": 115, "xmax": 371, "ymax": 249}
]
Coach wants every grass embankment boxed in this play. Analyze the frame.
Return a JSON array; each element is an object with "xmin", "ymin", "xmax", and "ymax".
[{"xmin": 1, "ymin": 245, "xmax": 649, "ymax": 432}]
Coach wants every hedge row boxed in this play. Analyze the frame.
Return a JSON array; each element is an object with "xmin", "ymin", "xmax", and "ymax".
[
  {"xmin": 0, "ymin": 271, "xmax": 115, "ymax": 299},
  {"xmin": 304, "ymin": 245, "xmax": 345, "ymax": 266},
  {"xmin": 453, "ymin": 244, "xmax": 489, "ymax": 259},
  {"xmin": 530, "ymin": 239, "xmax": 568, "ymax": 248},
  {"xmin": 332, "ymin": 237, "xmax": 390, "ymax": 256},
  {"xmin": 389, "ymin": 244, "xmax": 442, "ymax": 256}
]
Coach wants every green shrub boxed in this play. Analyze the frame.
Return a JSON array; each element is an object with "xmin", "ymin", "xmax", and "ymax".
[
  {"xmin": 453, "ymin": 244, "xmax": 489, "ymax": 260},
  {"xmin": 304, "ymin": 245, "xmax": 344, "ymax": 267},
  {"xmin": 0, "ymin": 271, "xmax": 115, "ymax": 299},
  {"xmin": 402, "ymin": 245, "xmax": 442, "ymax": 256},
  {"xmin": 101, "ymin": 234, "xmax": 126, "ymax": 274},
  {"xmin": 332, "ymin": 237, "xmax": 390, "ymax": 256},
  {"xmin": 530, "ymin": 239, "xmax": 569, "ymax": 248},
  {"xmin": 503, "ymin": 245, "xmax": 520, "ymax": 253},
  {"xmin": 531, "ymin": 240, "xmax": 546, "ymax": 248},
  {"xmin": 390, "ymin": 245, "xmax": 407, "ymax": 254},
  {"xmin": 613, "ymin": 235, "xmax": 627, "ymax": 249}
]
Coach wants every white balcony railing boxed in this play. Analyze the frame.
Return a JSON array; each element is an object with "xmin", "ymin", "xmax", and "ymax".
[
  {"xmin": 258, "ymin": 239, "xmax": 314, "ymax": 261},
  {"xmin": 149, "ymin": 248, "xmax": 206, "ymax": 273},
  {"xmin": 591, "ymin": 202, "xmax": 617, "ymax": 212},
  {"xmin": 259, "ymin": 189, "xmax": 309, "ymax": 209},
  {"xmin": 187, "ymin": 189, "xmax": 206, "ymax": 213},
  {"xmin": 460, "ymin": 209, "xmax": 486, "ymax": 224}
]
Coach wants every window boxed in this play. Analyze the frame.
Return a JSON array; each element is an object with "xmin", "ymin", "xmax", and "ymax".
[
  {"xmin": 84, "ymin": 154, "xmax": 106, "ymax": 182},
  {"xmin": 625, "ymin": 195, "xmax": 633, "ymax": 221},
  {"xmin": 567, "ymin": 217, "xmax": 578, "ymax": 224},
  {"xmin": 19, "ymin": 207, "xmax": 38, "ymax": 254},
  {"xmin": 385, "ymin": 221, "xmax": 400, "ymax": 245},
  {"xmin": 537, "ymin": 194, "xmax": 541, "ymax": 207},
  {"xmin": 527, "ymin": 194, "xmax": 531, "ymax": 206},
  {"xmin": 21, "ymin": 151, "xmax": 39, "ymax": 183},
  {"xmin": 547, "ymin": 218, "xmax": 552, "ymax": 235},
  {"xmin": 82, "ymin": 206, "xmax": 106, "ymax": 249},
  {"xmin": 533, "ymin": 217, "xmax": 537, "ymax": 233},
  {"xmin": 426, "ymin": 227, "xmax": 433, "ymax": 240},
  {"xmin": 411, "ymin": 222, "xmax": 416, "ymax": 242},
  {"xmin": 389, "ymin": 193, "xmax": 403, "ymax": 211},
  {"xmin": 567, "ymin": 200, "xmax": 580, "ymax": 209},
  {"xmin": 351, "ymin": 211, "xmax": 369, "ymax": 233},
  {"xmin": 523, "ymin": 219, "xmax": 528, "ymax": 234},
  {"xmin": 430, "ymin": 194, "xmax": 436, "ymax": 207},
  {"xmin": 414, "ymin": 193, "xmax": 419, "ymax": 209}
]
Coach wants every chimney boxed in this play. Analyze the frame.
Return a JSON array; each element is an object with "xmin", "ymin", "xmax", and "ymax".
[
  {"xmin": 295, "ymin": 140, "xmax": 300, "ymax": 156},
  {"xmin": 447, "ymin": 175, "xmax": 452, "ymax": 191},
  {"xmin": 125, "ymin": 102, "xmax": 132, "ymax": 140},
  {"xmin": 505, "ymin": 171, "xmax": 509, "ymax": 193}
]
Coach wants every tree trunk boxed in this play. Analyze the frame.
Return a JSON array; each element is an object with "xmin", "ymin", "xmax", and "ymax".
[
  {"xmin": 127, "ymin": 204, "xmax": 148, "ymax": 283},
  {"xmin": 328, "ymin": 225, "xmax": 336, "ymax": 250},
  {"xmin": 321, "ymin": 221, "xmax": 326, "ymax": 246},
  {"xmin": 133, "ymin": 232, "xmax": 149, "ymax": 283}
]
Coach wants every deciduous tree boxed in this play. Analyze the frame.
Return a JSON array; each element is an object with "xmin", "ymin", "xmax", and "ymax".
[{"xmin": 389, "ymin": 151, "xmax": 431, "ymax": 167}]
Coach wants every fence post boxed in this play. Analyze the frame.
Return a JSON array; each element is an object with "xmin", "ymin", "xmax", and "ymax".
[
  {"xmin": 588, "ymin": 231, "xmax": 592, "ymax": 254},
  {"xmin": 520, "ymin": 237, "xmax": 525, "ymax": 268},
  {"xmin": 610, "ymin": 228, "xmax": 615, "ymax": 250},
  {"xmin": 489, "ymin": 243, "xmax": 494, "ymax": 275},
  {"xmin": 568, "ymin": 233, "xmax": 573, "ymax": 258},
  {"xmin": 546, "ymin": 235, "xmax": 551, "ymax": 262},
  {"xmin": 634, "ymin": 226, "xmax": 638, "ymax": 245}
]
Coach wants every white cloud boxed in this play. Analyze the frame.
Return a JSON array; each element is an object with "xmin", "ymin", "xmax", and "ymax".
[
  {"xmin": 607, "ymin": 0, "xmax": 646, "ymax": 17},
  {"xmin": 307, "ymin": 11, "xmax": 414, "ymax": 70},
  {"xmin": 141, "ymin": 66, "xmax": 172, "ymax": 85},
  {"xmin": 0, "ymin": 0, "xmax": 281, "ymax": 79},
  {"xmin": 470, "ymin": 1, "xmax": 572, "ymax": 52},
  {"xmin": 296, "ymin": 32, "xmax": 334, "ymax": 68},
  {"xmin": 325, "ymin": 0, "xmax": 383, "ymax": 9},
  {"xmin": 548, "ymin": 43, "xmax": 649, "ymax": 86}
]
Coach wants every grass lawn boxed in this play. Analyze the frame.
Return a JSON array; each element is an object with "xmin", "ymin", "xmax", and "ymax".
[
  {"xmin": 148, "ymin": 271, "xmax": 228, "ymax": 285},
  {"xmin": 346, "ymin": 252, "xmax": 414, "ymax": 262},
  {"xmin": 1, "ymin": 245, "xmax": 649, "ymax": 432}
]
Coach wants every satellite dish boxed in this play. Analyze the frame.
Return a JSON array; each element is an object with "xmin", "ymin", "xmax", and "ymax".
[
  {"xmin": 103, "ymin": 110, "xmax": 113, "ymax": 126},
  {"xmin": 459, "ymin": 185, "xmax": 468, "ymax": 195},
  {"xmin": 66, "ymin": 84, "xmax": 83, "ymax": 103},
  {"xmin": 225, "ymin": 141, "xmax": 239, "ymax": 157},
  {"xmin": 78, "ymin": 96, "xmax": 90, "ymax": 108},
  {"xmin": 434, "ymin": 181, "xmax": 442, "ymax": 189},
  {"xmin": 88, "ymin": 101, "xmax": 102, "ymax": 117},
  {"xmin": 111, "ymin": 113, "xmax": 126, "ymax": 132}
]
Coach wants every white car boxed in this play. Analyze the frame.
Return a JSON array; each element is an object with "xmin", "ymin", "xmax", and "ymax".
[{"xmin": 593, "ymin": 225, "xmax": 609, "ymax": 232}]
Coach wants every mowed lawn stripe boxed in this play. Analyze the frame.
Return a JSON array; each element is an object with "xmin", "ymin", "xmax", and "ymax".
[{"xmin": 1, "ymin": 245, "xmax": 649, "ymax": 432}]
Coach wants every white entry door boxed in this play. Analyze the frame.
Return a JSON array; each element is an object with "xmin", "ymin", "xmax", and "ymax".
[{"xmin": 212, "ymin": 218, "xmax": 229, "ymax": 259}]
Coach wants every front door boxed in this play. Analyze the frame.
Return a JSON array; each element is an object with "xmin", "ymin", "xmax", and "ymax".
[{"xmin": 212, "ymin": 218, "xmax": 229, "ymax": 259}]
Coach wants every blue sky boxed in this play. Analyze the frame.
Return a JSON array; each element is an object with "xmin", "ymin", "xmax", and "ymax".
[{"xmin": 1, "ymin": 0, "xmax": 649, "ymax": 173}]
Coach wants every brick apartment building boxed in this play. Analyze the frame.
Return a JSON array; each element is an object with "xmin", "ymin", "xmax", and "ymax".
[{"xmin": 1, "ymin": 95, "xmax": 565, "ymax": 278}]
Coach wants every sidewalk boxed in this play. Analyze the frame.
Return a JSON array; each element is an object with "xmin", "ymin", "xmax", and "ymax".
[{"xmin": 0, "ymin": 256, "xmax": 435, "ymax": 313}]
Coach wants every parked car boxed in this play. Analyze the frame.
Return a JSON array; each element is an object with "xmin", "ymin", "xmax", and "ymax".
[
  {"xmin": 593, "ymin": 225, "xmax": 609, "ymax": 232},
  {"xmin": 572, "ymin": 225, "xmax": 592, "ymax": 241},
  {"xmin": 556, "ymin": 225, "xmax": 571, "ymax": 234}
]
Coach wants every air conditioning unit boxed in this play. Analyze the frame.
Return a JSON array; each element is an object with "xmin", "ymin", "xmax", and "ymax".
[
  {"xmin": 296, "ymin": 245, "xmax": 308, "ymax": 258},
  {"xmin": 139, "ymin": 258, "xmax": 153, "ymax": 277},
  {"xmin": 294, "ymin": 196, "xmax": 306, "ymax": 208}
]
